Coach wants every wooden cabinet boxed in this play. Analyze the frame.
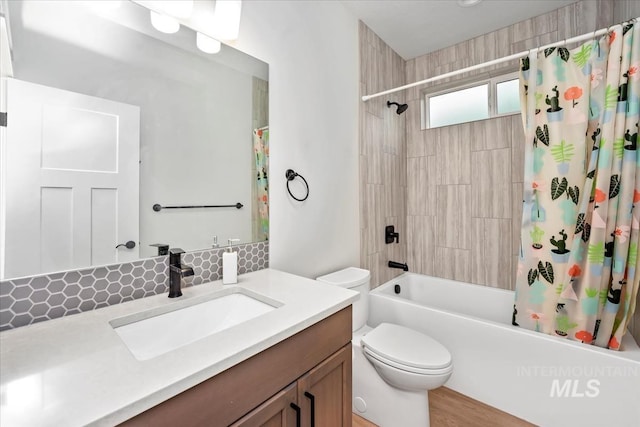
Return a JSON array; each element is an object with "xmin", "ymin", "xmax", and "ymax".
[
  {"xmin": 121, "ymin": 306, "xmax": 352, "ymax": 427},
  {"xmin": 232, "ymin": 383, "xmax": 298, "ymax": 427},
  {"xmin": 297, "ymin": 344, "xmax": 351, "ymax": 427},
  {"xmin": 233, "ymin": 344, "xmax": 352, "ymax": 427}
]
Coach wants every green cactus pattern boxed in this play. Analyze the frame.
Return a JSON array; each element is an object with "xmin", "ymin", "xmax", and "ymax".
[
  {"xmin": 555, "ymin": 316, "xmax": 578, "ymax": 336},
  {"xmin": 545, "ymin": 85, "xmax": 562, "ymax": 112},
  {"xmin": 513, "ymin": 23, "xmax": 640, "ymax": 349},
  {"xmin": 513, "ymin": 24, "xmax": 639, "ymax": 351},
  {"xmin": 530, "ymin": 225, "xmax": 545, "ymax": 248},
  {"xmin": 550, "ymin": 229, "xmax": 569, "ymax": 254}
]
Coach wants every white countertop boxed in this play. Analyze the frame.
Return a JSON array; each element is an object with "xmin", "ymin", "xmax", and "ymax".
[{"xmin": 0, "ymin": 268, "xmax": 358, "ymax": 426}]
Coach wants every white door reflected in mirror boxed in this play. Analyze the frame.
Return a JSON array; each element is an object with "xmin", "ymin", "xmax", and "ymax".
[{"xmin": 2, "ymin": 78, "xmax": 140, "ymax": 279}]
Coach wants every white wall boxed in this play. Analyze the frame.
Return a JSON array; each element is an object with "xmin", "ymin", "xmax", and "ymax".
[{"xmin": 232, "ymin": 1, "xmax": 361, "ymax": 278}]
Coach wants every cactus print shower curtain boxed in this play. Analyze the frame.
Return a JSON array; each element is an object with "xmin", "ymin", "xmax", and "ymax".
[
  {"xmin": 253, "ymin": 127, "xmax": 269, "ymax": 241},
  {"xmin": 513, "ymin": 21, "xmax": 639, "ymax": 350}
]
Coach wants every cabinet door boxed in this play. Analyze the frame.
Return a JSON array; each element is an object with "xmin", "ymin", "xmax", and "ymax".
[
  {"xmin": 297, "ymin": 343, "xmax": 352, "ymax": 427},
  {"xmin": 231, "ymin": 383, "xmax": 299, "ymax": 427}
]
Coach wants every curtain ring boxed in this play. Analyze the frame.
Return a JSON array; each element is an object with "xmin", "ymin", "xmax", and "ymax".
[{"xmin": 285, "ymin": 169, "xmax": 309, "ymax": 202}]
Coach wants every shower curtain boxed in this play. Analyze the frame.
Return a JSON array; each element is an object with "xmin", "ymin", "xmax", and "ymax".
[
  {"xmin": 513, "ymin": 21, "xmax": 639, "ymax": 350},
  {"xmin": 253, "ymin": 127, "xmax": 269, "ymax": 241}
]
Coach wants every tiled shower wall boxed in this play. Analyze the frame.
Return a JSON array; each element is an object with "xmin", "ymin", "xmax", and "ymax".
[
  {"xmin": 359, "ymin": 21, "xmax": 407, "ymax": 288},
  {"xmin": 0, "ymin": 241, "xmax": 268, "ymax": 330},
  {"xmin": 403, "ymin": 0, "xmax": 613, "ymax": 289},
  {"xmin": 360, "ymin": 2, "xmax": 615, "ymax": 291},
  {"xmin": 614, "ymin": 0, "xmax": 640, "ymax": 23},
  {"xmin": 401, "ymin": 0, "xmax": 639, "ymax": 341},
  {"xmin": 359, "ymin": 0, "xmax": 639, "ymax": 347}
]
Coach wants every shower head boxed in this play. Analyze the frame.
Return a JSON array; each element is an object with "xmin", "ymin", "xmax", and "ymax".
[{"xmin": 387, "ymin": 101, "xmax": 408, "ymax": 115}]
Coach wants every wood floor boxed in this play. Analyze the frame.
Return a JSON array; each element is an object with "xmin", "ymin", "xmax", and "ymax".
[
  {"xmin": 353, "ymin": 413, "xmax": 377, "ymax": 427},
  {"xmin": 351, "ymin": 387, "xmax": 535, "ymax": 427}
]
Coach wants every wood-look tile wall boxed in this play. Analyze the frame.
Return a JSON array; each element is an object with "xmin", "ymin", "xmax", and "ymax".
[
  {"xmin": 614, "ymin": 0, "xmax": 640, "ymax": 24},
  {"xmin": 403, "ymin": 0, "xmax": 613, "ymax": 290},
  {"xmin": 359, "ymin": 22, "xmax": 407, "ymax": 289},
  {"xmin": 359, "ymin": 0, "xmax": 640, "ymax": 345}
]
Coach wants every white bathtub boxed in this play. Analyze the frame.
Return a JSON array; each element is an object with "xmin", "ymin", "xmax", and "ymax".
[{"xmin": 369, "ymin": 273, "xmax": 640, "ymax": 427}]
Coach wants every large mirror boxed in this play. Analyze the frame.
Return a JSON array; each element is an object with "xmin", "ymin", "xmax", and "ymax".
[{"xmin": 0, "ymin": 0, "xmax": 269, "ymax": 279}]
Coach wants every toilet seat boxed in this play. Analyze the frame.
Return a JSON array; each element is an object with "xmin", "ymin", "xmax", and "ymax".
[
  {"xmin": 361, "ymin": 323, "xmax": 452, "ymax": 374},
  {"xmin": 363, "ymin": 347, "xmax": 453, "ymax": 376}
]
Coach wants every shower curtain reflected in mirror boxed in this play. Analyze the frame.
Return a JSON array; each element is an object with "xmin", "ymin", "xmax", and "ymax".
[
  {"xmin": 513, "ymin": 21, "xmax": 639, "ymax": 350},
  {"xmin": 253, "ymin": 127, "xmax": 269, "ymax": 242}
]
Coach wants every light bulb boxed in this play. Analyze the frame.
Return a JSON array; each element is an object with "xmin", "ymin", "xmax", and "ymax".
[
  {"xmin": 197, "ymin": 32, "xmax": 221, "ymax": 54},
  {"xmin": 150, "ymin": 10, "xmax": 180, "ymax": 34},
  {"xmin": 212, "ymin": 0, "xmax": 242, "ymax": 40}
]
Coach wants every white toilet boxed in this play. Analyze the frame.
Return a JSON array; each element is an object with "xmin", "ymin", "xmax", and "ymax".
[{"xmin": 317, "ymin": 267, "xmax": 452, "ymax": 427}]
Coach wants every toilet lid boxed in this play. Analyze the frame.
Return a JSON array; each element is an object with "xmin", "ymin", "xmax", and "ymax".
[{"xmin": 361, "ymin": 323, "xmax": 452, "ymax": 370}]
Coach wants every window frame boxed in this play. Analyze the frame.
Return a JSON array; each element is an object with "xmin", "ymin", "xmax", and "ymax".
[{"xmin": 422, "ymin": 71, "xmax": 520, "ymax": 129}]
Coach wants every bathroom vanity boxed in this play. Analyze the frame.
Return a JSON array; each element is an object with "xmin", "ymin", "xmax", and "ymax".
[
  {"xmin": 124, "ymin": 308, "xmax": 352, "ymax": 426},
  {"xmin": 0, "ymin": 269, "xmax": 357, "ymax": 426}
]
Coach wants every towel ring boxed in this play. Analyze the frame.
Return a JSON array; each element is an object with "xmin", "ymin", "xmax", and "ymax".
[{"xmin": 285, "ymin": 169, "xmax": 309, "ymax": 202}]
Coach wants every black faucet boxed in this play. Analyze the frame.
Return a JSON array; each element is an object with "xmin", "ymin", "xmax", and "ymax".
[
  {"xmin": 168, "ymin": 248, "xmax": 194, "ymax": 298},
  {"xmin": 388, "ymin": 261, "xmax": 409, "ymax": 271}
]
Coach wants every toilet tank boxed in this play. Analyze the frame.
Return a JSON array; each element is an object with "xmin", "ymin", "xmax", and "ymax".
[{"xmin": 316, "ymin": 267, "xmax": 370, "ymax": 331}]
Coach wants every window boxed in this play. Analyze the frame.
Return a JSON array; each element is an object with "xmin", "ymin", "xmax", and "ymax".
[
  {"xmin": 496, "ymin": 78, "xmax": 520, "ymax": 115},
  {"xmin": 424, "ymin": 72, "xmax": 520, "ymax": 129},
  {"xmin": 429, "ymin": 84, "xmax": 489, "ymax": 128}
]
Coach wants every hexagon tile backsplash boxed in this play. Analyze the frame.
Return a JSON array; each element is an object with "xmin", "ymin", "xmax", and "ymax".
[{"xmin": 0, "ymin": 242, "xmax": 268, "ymax": 331}]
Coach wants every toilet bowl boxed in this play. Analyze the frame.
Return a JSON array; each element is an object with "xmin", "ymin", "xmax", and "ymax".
[
  {"xmin": 362, "ymin": 322, "xmax": 453, "ymax": 391},
  {"xmin": 317, "ymin": 267, "xmax": 453, "ymax": 427}
]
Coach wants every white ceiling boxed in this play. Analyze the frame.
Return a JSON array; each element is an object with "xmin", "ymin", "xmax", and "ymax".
[{"xmin": 341, "ymin": 0, "xmax": 577, "ymax": 59}]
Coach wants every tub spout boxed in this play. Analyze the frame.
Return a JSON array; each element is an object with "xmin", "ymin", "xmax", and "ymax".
[{"xmin": 388, "ymin": 261, "xmax": 408, "ymax": 271}]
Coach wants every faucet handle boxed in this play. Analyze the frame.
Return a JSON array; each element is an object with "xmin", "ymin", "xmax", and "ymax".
[
  {"xmin": 150, "ymin": 243, "xmax": 169, "ymax": 256},
  {"xmin": 169, "ymin": 248, "xmax": 186, "ymax": 267},
  {"xmin": 385, "ymin": 225, "xmax": 400, "ymax": 244}
]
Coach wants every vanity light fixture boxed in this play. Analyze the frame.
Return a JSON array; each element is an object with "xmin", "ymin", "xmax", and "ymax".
[
  {"xmin": 160, "ymin": 0, "xmax": 194, "ymax": 18},
  {"xmin": 86, "ymin": 0, "xmax": 122, "ymax": 13},
  {"xmin": 211, "ymin": 0, "xmax": 242, "ymax": 40},
  {"xmin": 196, "ymin": 32, "xmax": 221, "ymax": 54},
  {"xmin": 150, "ymin": 10, "xmax": 180, "ymax": 34},
  {"xmin": 138, "ymin": 0, "xmax": 193, "ymax": 18}
]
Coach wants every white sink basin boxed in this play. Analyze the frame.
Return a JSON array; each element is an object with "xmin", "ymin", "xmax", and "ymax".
[{"xmin": 111, "ymin": 288, "xmax": 281, "ymax": 360}]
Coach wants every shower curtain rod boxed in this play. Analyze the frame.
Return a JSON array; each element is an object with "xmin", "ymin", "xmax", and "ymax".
[{"xmin": 361, "ymin": 17, "xmax": 639, "ymax": 102}]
